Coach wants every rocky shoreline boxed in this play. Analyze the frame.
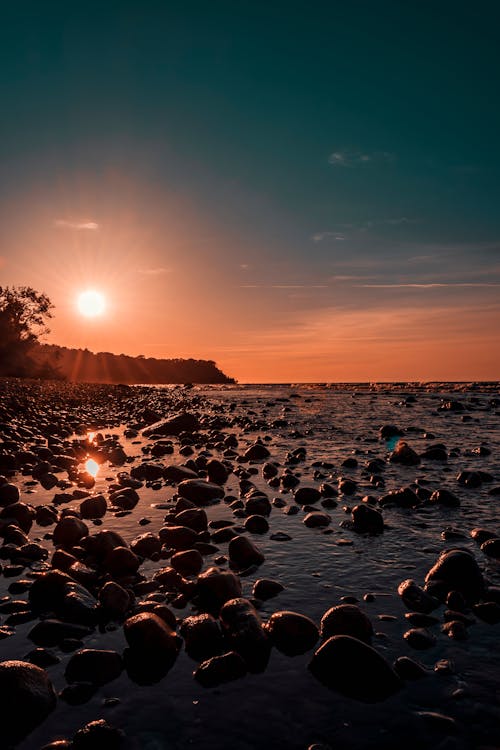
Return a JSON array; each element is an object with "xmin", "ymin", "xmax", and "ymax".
[{"xmin": 0, "ymin": 378, "xmax": 499, "ymax": 749}]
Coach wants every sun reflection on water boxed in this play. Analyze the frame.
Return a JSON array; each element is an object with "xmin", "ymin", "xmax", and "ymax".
[{"xmin": 85, "ymin": 458, "xmax": 99, "ymax": 477}]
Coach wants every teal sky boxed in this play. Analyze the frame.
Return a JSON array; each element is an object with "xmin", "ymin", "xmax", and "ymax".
[{"xmin": 1, "ymin": 1, "xmax": 499, "ymax": 381}]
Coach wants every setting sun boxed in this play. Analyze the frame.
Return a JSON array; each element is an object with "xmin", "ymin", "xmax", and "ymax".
[{"xmin": 77, "ymin": 290, "xmax": 106, "ymax": 317}]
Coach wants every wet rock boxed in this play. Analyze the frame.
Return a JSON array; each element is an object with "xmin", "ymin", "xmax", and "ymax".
[
  {"xmin": 124, "ymin": 612, "xmax": 181, "ymax": 657},
  {"xmin": 82, "ymin": 529, "xmax": 128, "ymax": 560},
  {"xmin": 98, "ymin": 581, "xmax": 132, "ymax": 618},
  {"xmin": 309, "ymin": 635, "xmax": 402, "ymax": 702},
  {"xmin": 25, "ymin": 648, "xmax": 60, "ymax": 668},
  {"xmin": 163, "ymin": 464, "xmax": 199, "ymax": 482},
  {"xmin": 28, "ymin": 619, "xmax": 93, "ymax": 647},
  {"xmin": 243, "ymin": 442, "xmax": 271, "ymax": 461},
  {"xmin": 35, "ymin": 506, "xmax": 58, "ymax": 526},
  {"xmin": 105, "ymin": 546, "xmax": 140, "ymax": 577},
  {"xmin": 405, "ymin": 612, "xmax": 440, "ymax": 627},
  {"xmin": 424, "ymin": 548, "xmax": 485, "ymax": 603},
  {"xmin": 53, "ymin": 516, "xmax": 89, "ymax": 549},
  {"xmin": 178, "ymin": 479, "xmax": 225, "ymax": 505},
  {"xmin": 143, "ymin": 412, "xmax": 199, "ymax": 437},
  {"xmin": 159, "ymin": 524, "xmax": 198, "ymax": 550},
  {"xmin": 441, "ymin": 620, "xmax": 468, "ymax": 640},
  {"xmin": 379, "ymin": 487, "xmax": 419, "ymax": 508},
  {"xmin": 206, "ymin": 458, "xmax": 229, "ymax": 484},
  {"xmin": 403, "ymin": 628, "xmax": 437, "ymax": 649},
  {"xmin": 481, "ymin": 538, "xmax": 500, "ymax": 559},
  {"xmin": 180, "ymin": 613, "xmax": 224, "ymax": 660},
  {"xmin": 171, "ymin": 548, "xmax": 204, "ymax": 576},
  {"xmin": 421, "ymin": 445, "xmax": 448, "ymax": 461},
  {"xmin": 65, "ymin": 649, "xmax": 123, "ymax": 685},
  {"xmin": 320, "ymin": 604, "xmax": 373, "ymax": 643},
  {"xmin": 72, "ymin": 719, "xmax": 125, "ymax": 750},
  {"xmin": 398, "ymin": 579, "xmax": 440, "ymax": 613},
  {"xmin": 108, "ymin": 487, "xmax": 139, "ymax": 510},
  {"xmin": 393, "ymin": 655, "xmax": 428, "ymax": 680},
  {"xmin": 252, "ymin": 578, "xmax": 284, "ymax": 601},
  {"xmin": 0, "ymin": 660, "xmax": 57, "ymax": 745},
  {"xmin": 266, "ymin": 610, "xmax": 319, "ymax": 655},
  {"xmin": 351, "ymin": 504, "xmax": 384, "ymax": 534},
  {"xmin": 194, "ymin": 650, "xmax": 246, "ymax": 687},
  {"xmin": 244, "ymin": 492, "xmax": 272, "ymax": 516},
  {"xmin": 220, "ymin": 598, "xmax": 270, "ymax": 670},
  {"xmin": 473, "ymin": 601, "xmax": 500, "ymax": 624},
  {"xmin": 228, "ymin": 535, "xmax": 265, "ymax": 569},
  {"xmin": 175, "ymin": 507, "xmax": 208, "ymax": 532},
  {"xmin": 294, "ymin": 487, "xmax": 321, "ymax": 505},
  {"xmin": 245, "ymin": 514, "xmax": 269, "ymax": 534},
  {"xmin": 389, "ymin": 441, "xmax": 420, "ymax": 466},
  {"xmin": 303, "ymin": 512, "xmax": 331, "ymax": 528},
  {"xmin": 130, "ymin": 532, "xmax": 162, "ymax": 558},
  {"xmin": 471, "ymin": 527, "xmax": 497, "ymax": 545},
  {"xmin": 0, "ymin": 502, "xmax": 35, "ymax": 533},
  {"xmin": 430, "ymin": 489, "xmax": 460, "ymax": 508},
  {"xmin": 79, "ymin": 495, "xmax": 107, "ymax": 519},
  {"xmin": 196, "ymin": 567, "xmax": 242, "ymax": 614},
  {"xmin": 379, "ymin": 425, "xmax": 404, "ymax": 440},
  {"xmin": 0, "ymin": 482, "xmax": 20, "ymax": 506}
]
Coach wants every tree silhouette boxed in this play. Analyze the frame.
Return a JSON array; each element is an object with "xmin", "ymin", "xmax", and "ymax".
[{"xmin": 0, "ymin": 286, "xmax": 56, "ymax": 377}]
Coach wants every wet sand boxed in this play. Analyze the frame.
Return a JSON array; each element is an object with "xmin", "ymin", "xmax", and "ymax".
[{"xmin": 0, "ymin": 378, "xmax": 499, "ymax": 750}]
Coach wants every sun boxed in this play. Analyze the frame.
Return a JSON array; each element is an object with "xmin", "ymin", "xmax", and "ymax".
[{"xmin": 77, "ymin": 289, "xmax": 106, "ymax": 317}]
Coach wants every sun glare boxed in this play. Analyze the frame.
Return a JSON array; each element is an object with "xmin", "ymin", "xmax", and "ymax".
[
  {"xmin": 85, "ymin": 458, "xmax": 99, "ymax": 477},
  {"xmin": 77, "ymin": 290, "xmax": 106, "ymax": 317}
]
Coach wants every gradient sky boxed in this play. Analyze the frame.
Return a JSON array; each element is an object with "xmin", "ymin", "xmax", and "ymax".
[{"xmin": 1, "ymin": 0, "xmax": 499, "ymax": 382}]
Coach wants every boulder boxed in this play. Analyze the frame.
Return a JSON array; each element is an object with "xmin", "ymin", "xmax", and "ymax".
[
  {"xmin": 65, "ymin": 649, "xmax": 123, "ymax": 685},
  {"xmin": 320, "ymin": 604, "xmax": 373, "ymax": 643},
  {"xmin": 266, "ymin": 610, "xmax": 319, "ymax": 655},
  {"xmin": 0, "ymin": 660, "xmax": 57, "ymax": 744},
  {"xmin": 424, "ymin": 548, "xmax": 485, "ymax": 603}
]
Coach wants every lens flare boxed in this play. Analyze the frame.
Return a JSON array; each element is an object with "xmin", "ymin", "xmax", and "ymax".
[{"xmin": 85, "ymin": 459, "xmax": 99, "ymax": 477}]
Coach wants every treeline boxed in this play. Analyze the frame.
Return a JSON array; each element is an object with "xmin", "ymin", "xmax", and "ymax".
[{"xmin": 32, "ymin": 344, "xmax": 235, "ymax": 384}]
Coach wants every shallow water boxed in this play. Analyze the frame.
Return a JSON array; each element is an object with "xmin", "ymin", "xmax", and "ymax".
[{"xmin": 2, "ymin": 383, "xmax": 500, "ymax": 750}]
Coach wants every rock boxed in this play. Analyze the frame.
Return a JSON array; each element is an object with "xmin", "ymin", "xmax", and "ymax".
[
  {"xmin": 171, "ymin": 548, "xmax": 204, "ymax": 576},
  {"xmin": 98, "ymin": 581, "xmax": 131, "ymax": 618},
  {"xmin": 303, "ymin": 512, "xmax": 331, "ymax": 528},
  {"xmin": 424, "ymin": 548, "xmax": 485, "ymax": 603},
  {"xmin": 105, "ymin": 546, "xmax": 140, "ymax": 577},
  {"xmin": 379, "ymin": 425, "xmax": 404, "ymax": 440},
  {"xmin": 389, "ymin": 441, "xmax": 420, "ymax": 466},
  {"xmin": 0, "ymin": 482, "xmax": 20, "ymax": 507},
  {"xmin": 471, "ymin": 527, "xmax": 497, "ymax": 545},
  {"xmin": 253, "ymin": 578, "xmax": 284, "ymax": 601},
  {"xmin": 72, "ymin": 719, "xmax": 124, "ymax": 750},
  {"xmin": 180, "ymin": 614, "xmax": 224, "ymax": 660},
  {"xmin": 206, "ymin": 459, "xmax": 229, "ymax": 484},
  {"xmin": 123, "ymin": 612, "xmax": 181, "ymax": 657},
  {"xmin": 79, "ymin": 495, "xmax": 107, "ymax": 519},
  {"xmin": 108, "ymin": 487, "xmax": 139, "ymax": 510},
  {"xmin": 0, "ymin": 502, "xmax": 35, "ymax": 533},
  {"xmin": 175, "ymin": 507, "xmax": 208, "ymax": 531},
  {"xmin": 266, "ymin": 610, "xmax": 319, "ymax": 655},
  {"xmin": 178, "ymin": 479, "xmax": 225, "ymax": 505},
  {"xmin": 28, "ymin": 620, "xmax": 93, "ymax": 647},
  {"xmin": 65, "ymin": 649, "xmax": 123, "ymax": 685},
  {"xmin": 430, "ymin": 489, "xmax": 460, "ymax": 508},
  {"xmin": 244, "ymin": 514, "xmax": 269, "ymax": 534},
  {"xmin": 403, "ymin": 628, "xmax": 437, "ymax": 649},
  {"xmin": 320, "ymin": 604, "xmax": 373, "ymax": 643},
  {"xmin": 82, "ymin": 529, "xmax": 128, "ymax": 560},
  {"xmin": 0, "ymin": 660, "xmax": 57, "ymax": 744},
  {"xmin": 159, "ymin": 524, "xmax": 198, "ymax": 550},
  {"xmin": 473, "ymin": 601, "xmax": 500, "ymax": 624},
  {"xmin": 244, "ymin": 493, "xmax": 272, "ymax": 516},
  {"xmin": 228, "ymin": 535, "xmax": 265, "ymax": 569},
  {"xmin": 309, "ymin": 635, "xmax": 402, "ymax": 702},
  {"xmin": 130, "ymin": 532, "xmax": 161, "ymax": 558},
  {"xmin": 143, "ymin": 413, "xmax": 200, "ymax": 437},
  {"xmin": 53, "ymin": 517, "xmax": 89, "ymax": 549},
  {"xmin": 243, "ymin": 442, "xmax": 271, "ymax": 461},
  {"xmin": 393, "ymin": 655, "xmax": 428, "ymax": 680},
  {"xmin": 294, "ymin": 487, "xmax": 321, "ymax": 505},
  {"xmin": 197, "ymin": 567, "xmax": 242, "ymax": 613},
  {"xmin": 163, "ymin": 464, "xmax": 198, "ymax": 482},
  {"xmin": 481, "ymin": 538, "xmax": 500, "ymax": 559},
  {"xmin": 220, "ymin": 598, "xmax": 270, "ymax": 670},
  {"xmin": 398, "ymin": 579, "xmax": 440, "ymax": 613},
  {"xmin": 194, "ymin": 650, "xmax": 247, "ymax": 687},
  {"xmin": 379, "ymin": 487, "xmax": 419, "ymax": 508},
  {"xmin": 352, "ymin": 505, "xmax": 384, "ymax": 534},
  {"xmin": 421, "ymin": 446, "xmax": 448, "ymax": 461},
  {"xmin": 29, "ymin": 570, "xmax": 74, "ymax": 614}
]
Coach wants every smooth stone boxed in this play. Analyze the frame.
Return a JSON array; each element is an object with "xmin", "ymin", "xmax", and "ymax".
[
  {"xmin": 194, "ymin": 650, "xmax": 247, "ymax": 687},
  {"xmin": 0, "ymin": 660, "xmax": 57, "ymax": 744},
  {"xmin": 320, "ymin": 604, "xmax": 373, "ymax": 643},
  {"xmin": 196, "ymin": 567, "xmax": 242, "ymax": 614},
  {"xmin": 228, "ymin": 535, "xmax": 265, "ymax": 569},
  {"xmin": 266, "ymin": 610, "xmax": 319, "ymax": 656},
  {"xmin": 65, "ymin": 649, "xmax": 123, "ymax": 685}
]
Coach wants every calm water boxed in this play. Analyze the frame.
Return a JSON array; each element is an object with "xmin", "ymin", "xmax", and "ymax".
[{"xmin": 3, "ymin": 384, "xmax": 499, "ymax": 750}]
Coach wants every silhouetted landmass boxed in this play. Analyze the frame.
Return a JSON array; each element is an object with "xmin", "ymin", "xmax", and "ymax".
[{"xmin": 31, "ymin": 343, "xmax": 235, "ymax": 384}]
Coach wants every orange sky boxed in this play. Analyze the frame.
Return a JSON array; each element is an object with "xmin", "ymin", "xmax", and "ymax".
[{"xmin": 1, "ymin": 174, "xmax": 499, "ymax": 383}]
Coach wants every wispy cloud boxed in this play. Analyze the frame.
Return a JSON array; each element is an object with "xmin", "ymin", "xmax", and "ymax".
[
  {"xmin": 54, "ymin": 219, "xmax": 99, "ymax": 230},
  {"xmin": 328, "ymin": 150, "xmax": 395, "ymax": 167},
  {"xmin": 312, "ymin": 232, "xmax": 346, "ymax": 242},
  {"xmin": 356, "ymin": 282, "xmax": 500, "ymax": 289},
  {"xmin": 137, "ymin": 267, "xmax": 171, "ymax": 275},
  {"xmin": 240, "ymin": 284, "xmax": 328, "ymax": 289}
]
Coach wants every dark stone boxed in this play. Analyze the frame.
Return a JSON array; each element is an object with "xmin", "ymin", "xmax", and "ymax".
[
  {"xmin": 309, "ymin": 635, "xmax": 402, "ymax": 702},
  {"xmin": 171, "ymin": 548, "xmax": 204, "ymax": 576},
  {"xmin": 0, "ymin": 660, "xmax": 57, "ymax": 744},
  {"xmin": 424, "ymin": 548, "xmax": 485, "ymax": 603},
  {"xmin": 220, "ymin": 598, "xmax": 270, "ymax": 671},
  {"xmin": 294, "ymin": 487, "xmax": 321, "ymax": 505},
  {"xmin": 72, "ymin": 719, "xmax": 124, "ymax": 750},
  {"xmin": 244, "ymin": 514, "xmax": 269, "ymax": 534},
  {"xmin": 180, "ymin": 613, "xmax": 224, "ymax": 660},
  {"xmin": 266, "ymin": 610, "xmax": 319, "ymax": 655},
  {"xmin": 178, "ymin": 480, "xmax": 224, "ymax": 506},
  {"xmin": 320, "ymin": 604, "xmax": 373, "ymax": 643},
  {"xmin": 194, "ymin": 650, "xmax": 247, "ymax": 687},
  {"xmin": 389, "ymin": 442, "xmax": 420, "ymax": 466},
  {"xmin": 393, "ymin": 655, "xmax": 428, "ymax": 680},
  {"xmin": 253, "ymin": 578, "xmax": 284, "ymax": 600},
  {"xmin": 352, "ymin": 504, "xmax": 384, "ymax": 534},
  {"xmin": 80, "ymin": 495, "xmax": 107, "ymax": 519},
  {"xmin": 398, "ymin": 579, "xmax": 440, "ymax": 613},
  {"xmin": 430, "ymin": 489, "xmax": 460, "ymax": 508},
  {"xmin": 143, "ymin": 413, "xmax": 200, "ymax": 437},
  {"xmin": 403, "ymin": 628, "xmax": 437, "ymax": 649},
  {"xmin": 53, "ymin": 517, "xmax": 89, "ymax": 548},
  {"xmin": 197, "ymin": 567, "xmax": 242, "ymax": 614},
  {"xmin": 228, "ymin": 535, "xmax": 265, "ymax": 569},
  {"xmin": 65, "ymin": 649, "xmax": 123, "ymax": 685},
  {"xmin": 123, "ymin": 612, "xmax": 181, "ymax": 658},
  {"xmin": 303, "ymin": 512, "xmax": 331, "ymax": 528}
]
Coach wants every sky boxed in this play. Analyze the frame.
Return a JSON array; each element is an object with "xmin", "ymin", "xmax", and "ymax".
[{"xmin": 1, "ymin": 0, "xmax": 499, "ymax": 382}]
